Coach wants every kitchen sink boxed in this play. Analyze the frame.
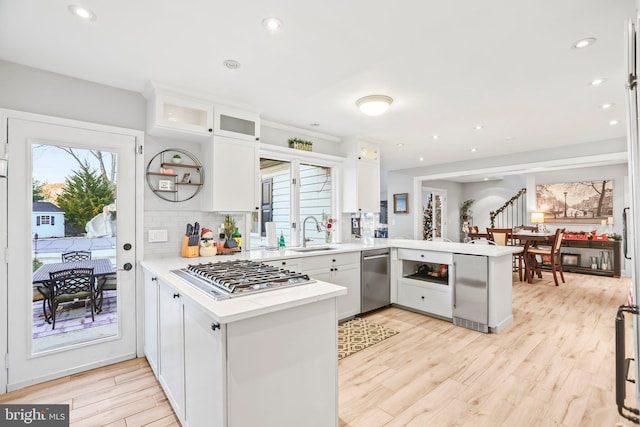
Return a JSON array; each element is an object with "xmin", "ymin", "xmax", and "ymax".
[{"xmin": 290, "ymin": 246, "xmax": 339, "ymax": 253}]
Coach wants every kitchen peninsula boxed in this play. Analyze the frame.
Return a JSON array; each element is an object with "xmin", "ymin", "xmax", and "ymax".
[{"xmin": 141, "ymin": 238, "xmax": 520, "ymax": 426}]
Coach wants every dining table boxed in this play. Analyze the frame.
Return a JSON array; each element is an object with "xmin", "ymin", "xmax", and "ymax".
[{"xmin": 512, "ymin": 230, "xmax": 555, "ymax": 282}]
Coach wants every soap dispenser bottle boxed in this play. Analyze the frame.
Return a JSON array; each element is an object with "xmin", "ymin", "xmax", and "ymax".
[{"xmin": 279, "ymin": 231, "xmax": 286, "ymax": 249}]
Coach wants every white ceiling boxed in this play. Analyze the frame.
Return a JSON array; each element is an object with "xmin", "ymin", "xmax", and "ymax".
[{"xmin": 0, "ymin": 0, "xmax": 634, "ymax": 173}]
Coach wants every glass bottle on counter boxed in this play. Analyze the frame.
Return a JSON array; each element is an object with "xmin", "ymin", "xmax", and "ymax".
[
  {"xmin": 232, "ymin": 228, "xmax": 242, "ymax": 250},
  {"xmin": 279, "ymin": 231, "xmax": 286, "ymax": 249}
]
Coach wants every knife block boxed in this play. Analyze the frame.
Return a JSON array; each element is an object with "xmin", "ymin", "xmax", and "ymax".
[{"xmin": 181, "ymin": 236, "xmax": 200, "ymax": 258}]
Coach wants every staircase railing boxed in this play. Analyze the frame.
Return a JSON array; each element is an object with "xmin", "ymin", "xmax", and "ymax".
[{"xmin": 489, "ymin": 188, "xmax": 527, "ymax": 228}]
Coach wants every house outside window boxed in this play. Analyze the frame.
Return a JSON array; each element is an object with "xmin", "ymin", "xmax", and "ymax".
[{"xmin": 250, "ymin": 148, "xmax": 341, "ymax": 249}]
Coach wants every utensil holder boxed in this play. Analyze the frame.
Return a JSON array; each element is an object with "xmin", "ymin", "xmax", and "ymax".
[{"xmin": 181, "ymin": 236, "xmax": 200, "ymax": 258}]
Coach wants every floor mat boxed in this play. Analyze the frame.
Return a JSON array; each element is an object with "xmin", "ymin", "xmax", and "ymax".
[{"xmin": 338, "ymin": 317, "xmax": 398, "ymax": 360}]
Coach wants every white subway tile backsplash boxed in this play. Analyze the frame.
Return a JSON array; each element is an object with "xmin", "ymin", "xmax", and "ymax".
[{"xmin": 143, "ymin": 211, "xmax": 245, "ymax": 258}]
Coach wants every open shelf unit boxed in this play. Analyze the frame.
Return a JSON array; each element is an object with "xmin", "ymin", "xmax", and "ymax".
[{"xmin": 146, "ymin": 148, "xmax": 204, "ymax": 202}]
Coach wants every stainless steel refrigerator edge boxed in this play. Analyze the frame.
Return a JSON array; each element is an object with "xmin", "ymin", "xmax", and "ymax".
[
  {"xmin": 361, "ymin": 249, "xmax": 390, "ymax": 313},
  {"xmin": 452, "ymin": 254, "xmax": 489, "ymax": 333}
]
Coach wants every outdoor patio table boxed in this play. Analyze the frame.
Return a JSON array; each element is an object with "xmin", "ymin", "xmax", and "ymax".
[
  {"xmin": 32, "ymin": 259, "xmax": 115, "ymax": 283},
  {"xmin": 33, "ymin": 259, "xmax": 116, "ymax": 318}
]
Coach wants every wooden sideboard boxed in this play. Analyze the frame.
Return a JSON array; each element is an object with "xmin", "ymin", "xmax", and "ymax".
[{"xmin": 558, "ymin": 240, "xmax": 621, "ymax": 278}]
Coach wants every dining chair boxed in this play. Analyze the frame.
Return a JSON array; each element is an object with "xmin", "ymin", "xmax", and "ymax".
[
  {"xmin": 487, "ymin": 228, "xmax": 525, "ymax": 281},
  {"xmin": 61, "ymin": 250, "xmax": 92, "ymax": 262},
  {"xmin": 46, "ymin": 267, "xmax": 96, "ymax": 329},
  {"xmin": 526, "ymin": 228, "xmax": 565, "ymax": 286}
]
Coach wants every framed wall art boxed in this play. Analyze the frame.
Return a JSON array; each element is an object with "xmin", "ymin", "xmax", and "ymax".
[
  {"xmin": 536, "ymin": 180, "xmax": 613, "ymax": 224},
  {"xmin": 393, "ymin": 193, "xmax": 409, "ymax": 214}
]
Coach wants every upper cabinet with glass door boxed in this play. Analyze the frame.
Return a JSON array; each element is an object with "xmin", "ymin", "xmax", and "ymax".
[
  {"xmin": 214, "ymin": 105, "xmax": 260, "ymax": 142},
  {"xmin": 143, "ymin": 82, "xmax": 214, "ymax": 140}
]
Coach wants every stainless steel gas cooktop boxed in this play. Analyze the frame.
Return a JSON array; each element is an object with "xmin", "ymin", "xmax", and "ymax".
[{"xmin": 171, "ymin": 260, "xmax": 315, "ymax": 300}]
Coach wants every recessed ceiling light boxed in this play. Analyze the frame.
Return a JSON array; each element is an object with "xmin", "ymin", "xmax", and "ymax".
[
  {"xmin": 262, "ymin": 17, "xmax": 283, "ymax": 32},
  {"xmin": 396, "ymin": 143, "xmax": 404, "ymax": 147},
  {"xmin": 572, "ymin": 37, "xmax": 596, "ymax": 49},
  {"xmin": 471, "ymin": 148, "xmax": 477, "ymax": 152},
  {"xmin": 432, "ymin": 135, "xmax": 439, "ymax": 140},
  {"xmin": 600, "ymin": 103, "xmax": 614, "ymax": 110},
  {"xmin": 68, "ymin": 4, "xmax": 96, "ymax": 20},
  {"xmin": 356, "ymin": 95, "xmax": 393, "ymax": 116},
  {"xmin": 483, "ymin": 178, "xmax": 489, "ymax": 181},
  {"xmin": 474, "ymin": 125, "xmax": 484, "ymax": 130},
  {"xmin": 223, "ymin": 59, "xmax": 241, "ymax": 70},
  {"xmin": 610, "ymin": 119, "xmax": 620, "ymax": 126},
  {"xmin": 590, "ymin": 78, "xmax": 607, "ymax": 86},
  {"xmin": 419, "ymin": 157, "xmax": 424, "ymax": 161}
]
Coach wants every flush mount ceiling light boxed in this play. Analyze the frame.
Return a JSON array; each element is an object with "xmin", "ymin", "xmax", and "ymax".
[
  {"xmin": 600, "ymin": 103, "xmax": 614, "ymax": 109},
  {"xmin": 610, "ymin": 119, "xmax": 620, "ymax": 126},
  {"xmin": 262, "ymin": 17, "xmax": 283, "ymax": 32},
  {"xmin": 396, "ymin": 143, "xmax": 404, "ymax": 147},
  {"xmin": 474, "ymin": 125, "xmax": 484, "ymax": 130},
  {"xmin": 432, "ymin": 135, "xmax": 439, "ymax": 140},
  {"xmin": 470, "ymin": 148, "xmax": 477, "ymax": 153},
  {"xmin": 572, "ymin": 37, "xmax": 596, "ymax": 49},
  {"xmin": 68, "ymin": 4, "xmax": 96, "ymax": 20},
  {"xmin": 590, "ymin": 78, "xmax": 607, "ymax": 86},
  {"xmin": 419, "ymin": 157, "xmax": 424, "ymax": 161},
  {"xmin": 223, "ymin": 59, "xmax": 241, "ymax": 70},
  {"xmin": 356, "ymin": 95, "xmax": 393, "ymax": 116}
]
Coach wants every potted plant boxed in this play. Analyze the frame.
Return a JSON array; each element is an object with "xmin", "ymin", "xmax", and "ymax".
[
  {"xmin": 460, "ymin": 199, "xmax": 474, "ymax": 221},
  {"xmin": 172, "ymin": 154, "xmax": 182, "ymax": 164}
]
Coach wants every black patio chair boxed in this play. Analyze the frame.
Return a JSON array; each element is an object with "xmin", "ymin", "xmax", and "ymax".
[
  {"xmin": 45, "ymin": 267, "xmax": 96, "ymax": 330},
  {"xmin": 61, "ymin": 250, "xmax": 92, "ymax": 262}
]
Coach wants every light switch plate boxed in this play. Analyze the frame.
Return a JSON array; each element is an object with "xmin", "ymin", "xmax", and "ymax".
[{"xmin": 148, "ymin": 229, "xmax": 168, "ymax": 243}]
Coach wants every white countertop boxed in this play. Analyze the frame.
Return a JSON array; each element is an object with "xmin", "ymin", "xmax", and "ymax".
[
  {"xmin": 141, "ymin": 238, "xmax": 521, "ymax": 324},
  {"xmin": 141, "ymin": 258, "xmax": 347, "ymax": 324}
]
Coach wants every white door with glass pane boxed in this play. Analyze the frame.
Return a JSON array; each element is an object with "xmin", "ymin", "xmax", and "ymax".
[
  {"xmin": 4, "ymin": 115, "xmax": 140, "ymax": 390},
  {"xmin": 422, "ymin": 188, "xmax": 447, "ymax": 241}
]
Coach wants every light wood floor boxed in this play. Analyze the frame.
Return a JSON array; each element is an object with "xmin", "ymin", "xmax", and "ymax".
[{"xmin": 0, "ymin": 272, "xmax": 634, "ymax": 426}]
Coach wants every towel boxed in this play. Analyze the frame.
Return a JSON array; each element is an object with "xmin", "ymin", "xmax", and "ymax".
[{"xmin": 266, "ymin": 222, "xmax": 278, "ymax": 248}]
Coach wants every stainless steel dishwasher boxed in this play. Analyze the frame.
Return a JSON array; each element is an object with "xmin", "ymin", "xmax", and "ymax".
[{"xmin": 361, "ymin": 249, "xmax": 390, "ymax": 313}]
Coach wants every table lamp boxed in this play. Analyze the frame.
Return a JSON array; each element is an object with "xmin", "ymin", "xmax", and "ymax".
[{"xmin": 531, "ymin": 212, "xmax": 545, "ymax": 232}]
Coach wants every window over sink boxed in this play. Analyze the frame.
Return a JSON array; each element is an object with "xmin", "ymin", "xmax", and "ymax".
[{"xmin": 250, "ymin": 155, "xmax": 338, "ymax": 249}]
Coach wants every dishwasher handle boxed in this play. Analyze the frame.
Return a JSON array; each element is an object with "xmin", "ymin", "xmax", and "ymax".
[{"xmin": 363, "ymin": 254, "xmax": 389, "ymax": 261}]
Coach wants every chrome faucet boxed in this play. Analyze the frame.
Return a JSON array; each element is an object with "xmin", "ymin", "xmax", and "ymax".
[{"xmin": 302, "ymin": 216, "xmax": 322, "ymax": 248}]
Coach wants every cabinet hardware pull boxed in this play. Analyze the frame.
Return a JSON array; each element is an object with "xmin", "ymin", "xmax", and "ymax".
[
  {"xmin": 151, "ymin": 277, "xmax": 157, "ymax": 282},
  {"xmin": 208, "ymin": 128, "xmax": 213, "ymax": 132},
  {"xmin": 173, "ymin": 293, "xmax": 180, "ymax": 299},
  {"xmin": 211, "ymin": 322, "xmax": 221, "ymax": 331}
]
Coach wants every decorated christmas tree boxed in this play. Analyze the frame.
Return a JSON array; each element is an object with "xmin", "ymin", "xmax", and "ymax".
[{"xmin": 423, "ymin": 194, "xmax": 433, "ymax": 240}]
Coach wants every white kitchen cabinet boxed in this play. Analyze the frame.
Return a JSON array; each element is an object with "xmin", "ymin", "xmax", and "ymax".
[
  {"xmin": 301, "ymin": 252, "xmax": 361, "ymax": 320},
  {"xmin": 397, "ymin": 279, "xmax": 452, "ymax": 319},
  {"xmin": 214, "ymin": 105, "xmax": 260, "ymax": 142},
  {"xmin": 201, "ymin": 135, "xmax": 260, "ymax": 212},
  {"xmin": 342, "ymin": 139, "xmax": 381, "ymax": 213},
  {"xmin": 261, "ymin": 258, "xmax": 302, "ymax": 273},
  {"xmin": 143, "ymin": 83, "xmax": 214, "ymax": 139},
  {"xmin": 141, "ymin": 260, "xmax": 342, "ymax": 427},
  {"xmin": 143, "ymin": 269, "xmax": 159, "ymax": 376},
  {"xmin": 183, "ymin": 298, "xmax": 226, "ymax": 427},
  {"xmin": 394, "ymin": 248, "xmax": 453, "ymax": 319},
  {"xmin": 158, "ymin": 279, "xmax": 185, "ymax": 422}
]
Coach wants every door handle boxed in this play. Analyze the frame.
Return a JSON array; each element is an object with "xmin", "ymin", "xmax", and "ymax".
[{"xmin": 122, "ymin": 263, "xmax": 133, "ymax": 271}]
